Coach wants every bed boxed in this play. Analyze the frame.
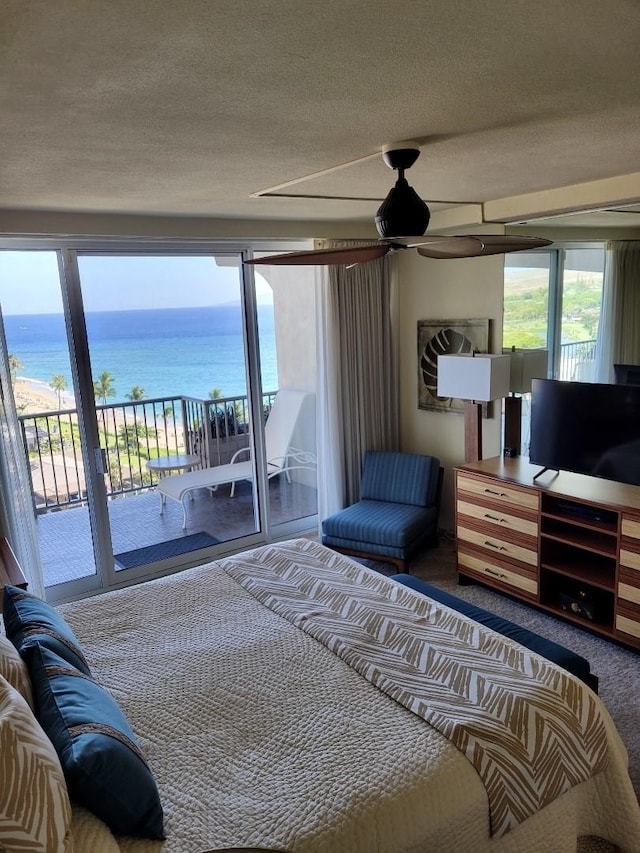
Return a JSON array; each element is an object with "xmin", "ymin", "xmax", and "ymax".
[{"xmin": 4, "ymin": 538, "xmax": 640, "ymax": 853}]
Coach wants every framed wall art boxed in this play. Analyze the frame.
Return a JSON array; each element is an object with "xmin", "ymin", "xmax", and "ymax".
[{"xmin": 417, "ymin": 318, "xmax": 490, "ymax": 413}]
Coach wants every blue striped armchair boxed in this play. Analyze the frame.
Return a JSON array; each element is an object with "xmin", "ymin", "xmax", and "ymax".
[{"xmin": 321, "ymin": 451, "xmax": 443, "ymax": 571}]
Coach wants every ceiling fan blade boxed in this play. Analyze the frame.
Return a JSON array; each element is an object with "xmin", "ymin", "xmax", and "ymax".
[
  {"xmin": 414, "ymin": 237, "xmax": 487, "ymax": 258},
  {"xmin": 465, "ymin": 235, "xmax": 553, "ymax": 255},
  {"xmin": 416, "ymin": 235, "xmax": 552, "ymax": 259},
  {"xmin": 245, "ymin": 244, "xmax": 391, "ymax": 266}
]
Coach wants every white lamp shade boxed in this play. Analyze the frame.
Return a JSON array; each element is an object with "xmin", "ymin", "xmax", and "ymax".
[
  {"xmin": 505, "ymin": 348, "xmax": 548, "ymax": 394},
  {"xmin": 437, "ymin": 354, "xmax": 511, "ymax": 402}
]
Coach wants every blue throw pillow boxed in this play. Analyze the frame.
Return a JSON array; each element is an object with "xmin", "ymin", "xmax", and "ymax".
[
  {"xmin": 3, "ymin": 585, "xmax": 91, "ymax": 674},
  {"xmin": 25, "ymin": 642, "xmax": 165, "ymax": 840}
]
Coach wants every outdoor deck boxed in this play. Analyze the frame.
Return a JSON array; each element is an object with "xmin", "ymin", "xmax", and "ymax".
[{"xmin": 37, "ymin": 477, "xmax": 318, "ymax": 587}]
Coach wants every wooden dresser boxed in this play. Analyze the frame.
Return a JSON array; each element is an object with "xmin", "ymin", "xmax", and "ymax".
[{"xmin": 455, "ymin": 457, "xmax": 640, "ymax": 650}]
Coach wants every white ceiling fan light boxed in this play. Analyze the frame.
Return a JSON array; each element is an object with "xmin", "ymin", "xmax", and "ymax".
[{"xmin": 245, "ymin": 145, "xmax": 552, "ymax": 267}]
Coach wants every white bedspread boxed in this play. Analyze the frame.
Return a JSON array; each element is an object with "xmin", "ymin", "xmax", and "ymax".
[{"xmin": 59, "ymin": 539, "xmax": 640, "ymax": 853}]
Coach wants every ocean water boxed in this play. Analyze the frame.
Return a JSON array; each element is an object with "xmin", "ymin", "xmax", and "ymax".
[{"xmin": 4, "ymin": 305, "xmax": 277, "ymax": 402}]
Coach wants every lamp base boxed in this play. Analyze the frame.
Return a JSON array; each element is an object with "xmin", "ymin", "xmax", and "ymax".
[
  {"xmin": 504, "ymin": 395, "xmax": 523, "ymax": 457},
  {"xmin": 464, "ymin": 400, "xmax": 483, "ymax": 463}
]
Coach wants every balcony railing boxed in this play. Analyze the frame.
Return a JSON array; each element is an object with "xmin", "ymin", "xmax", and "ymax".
[
  {"xmin": 20, "ymin": 391, "xmax": 277, "ymax": 513},
  {"xmin": 558, "ymin": 339, "xmax": 597, "ymax": 382},
  {"xmin": 18, "ymin": 340, "xmax": 597, "ymax": 512}
]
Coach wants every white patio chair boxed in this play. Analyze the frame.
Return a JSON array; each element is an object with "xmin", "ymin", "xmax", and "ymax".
[{"xmin": 157, "ymin": 389, "xmax": 315, "ymax": 528}]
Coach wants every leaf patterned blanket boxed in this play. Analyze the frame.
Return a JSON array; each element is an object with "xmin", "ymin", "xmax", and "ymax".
[{"xmin": 222, "ymin": 540, "xmax": 609, "ymax": 837}]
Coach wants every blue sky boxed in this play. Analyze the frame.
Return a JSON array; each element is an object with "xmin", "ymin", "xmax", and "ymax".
[{"xmin": 0, "ymin": 251, "xmax": 272, "ymax": 314}]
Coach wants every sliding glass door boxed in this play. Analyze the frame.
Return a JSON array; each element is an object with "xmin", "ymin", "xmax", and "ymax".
[
  {"xmin": 253, "ymin": 262, "xmax": 318, "ymax": 536},
  {"xmin": 0, "ymin": 250, "xmax": 101, "ymax": 595},
  {"xmin": 0, "ymin": 242, "xmax": 318, "ymax": 601},
  {"xmin": 503, "ymin": 245, "xmax": 605, "ymax": 455},
  {"xmin": 72, "ymin": 250, "xmax": 265, "ymax": 590},
  {"xmin": 504, "ymin": 245, "xmax": 605, "ymax": 380}
]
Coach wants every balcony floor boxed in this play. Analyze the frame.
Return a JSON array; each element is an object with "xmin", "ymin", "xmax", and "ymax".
[{"xmin": 37, "ymin": 478, "xmax": 318, "ymax": 587}]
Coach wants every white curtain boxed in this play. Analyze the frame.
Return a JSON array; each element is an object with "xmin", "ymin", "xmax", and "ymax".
[
  {"xmin": 315, "ymin": 242, "xmax": 399, "ymax": 518},
  {"xmin": 0, "ymin": 312, "xmax": 45, "ymax": 597},
  {"xmin": 595, "ymin": 241, "xmax": 640, "ymax": 383}
]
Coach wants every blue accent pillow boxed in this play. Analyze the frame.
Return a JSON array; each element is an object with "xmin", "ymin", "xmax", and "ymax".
[
  {"xmin": 24, "ymin": 642, "xmax": 165, "ymax": 840},
  {"xmin": 3, "ymin": 585, "xmax": 92, "ymax": 675}
]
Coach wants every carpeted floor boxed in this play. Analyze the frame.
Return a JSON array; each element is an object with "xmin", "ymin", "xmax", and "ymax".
[{"xmin": 366, "ymin": 534, "xmax": 640, "ymax": 800}]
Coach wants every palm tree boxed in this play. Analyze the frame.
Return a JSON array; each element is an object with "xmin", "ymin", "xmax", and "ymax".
[
  {"xmin": 93, "ymin": 371, "xmax": 115, "ymax": 405},
  {"xmin": 50, "ymin": 374, "xmax": 68, "ymax": 408},
  {"xmin": 125, "ymin": 385, "xmax": 146, "ymax": 401},
  {"xmin": 208, "ymin": 387, "xmax": 223, "ymax": 400},
  {"xmin": 8, "ymin": 354, "xmax": 22, "ymax": 386}
]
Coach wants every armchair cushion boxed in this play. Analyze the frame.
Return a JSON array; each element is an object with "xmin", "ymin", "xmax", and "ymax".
[
  {"xmin": 322, "ymin": 500, "xmax": 437, "ymax": 550},
  {"xmin": 360, "ymin": 451, "xmax": 440, "ymax": 506}
]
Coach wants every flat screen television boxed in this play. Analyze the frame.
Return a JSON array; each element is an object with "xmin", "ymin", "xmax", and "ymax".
[{"xmin": 529, "ymin": 378, "xmax": 640, "ymax": 486}]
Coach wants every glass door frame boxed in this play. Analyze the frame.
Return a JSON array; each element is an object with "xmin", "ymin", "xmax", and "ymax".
[
  {"xmin": 0, "ymin": 236, "xmax": 314, "ymax": 602},
  {"xmin": 504, "ymin": 241, "xmax": 605, "ymax": 379}
]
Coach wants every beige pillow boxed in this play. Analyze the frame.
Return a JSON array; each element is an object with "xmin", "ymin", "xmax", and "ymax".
[
  {"xmin": 0, "ymin": 675, "xmax": 74, "ymax": 853},
  {"xmin": 0, "ymin": 634, "xmax": 34, "ymax": 708}
]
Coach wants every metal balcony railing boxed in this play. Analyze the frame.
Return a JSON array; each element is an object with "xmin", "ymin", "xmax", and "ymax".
[
  {"xmin": 18, "ymin": 339, "xmax": 597, "ymax": 512},
  {"xmin": 19, "ymin": 390, "xmax": 277, "ymax": 513},
  {"xmin": 558, "ymin": 339, "xmax": 597, "ymax": 382}
]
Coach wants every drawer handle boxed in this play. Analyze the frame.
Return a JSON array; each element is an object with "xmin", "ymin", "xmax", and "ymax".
[
  {"xmin": 484, "ymin": 488, "xmax": 508, "ymax": 497},
  {"xmin": 484, "ymin": 513, "xmax": 507, "ymax": 523},
  {"xmin": 484, "ymin": 567, "xmax": 508, "ymax": 580},
  {"xmin": 484, "ymin": 540, "xmax": 508, "ymax": 551}
]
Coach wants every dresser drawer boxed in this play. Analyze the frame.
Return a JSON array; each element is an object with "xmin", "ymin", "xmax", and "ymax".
[
  {"xmin": 621, "ymin": 515, "xmax": 640, "ymax": 540},
  {"xmin": 619, "ymin": 547, "xmax": 640, "ymax": 573},
  {"xmin": 458, "ymin": 548, "xmax": 538, "ymax": 597},
  {"xmin": 615, "ymin": 599, "xmax": 640, "ymax": 645},
  {"xmin": 618, "ymin": 564, "xmax": 640, "ymax": 604},
  {"xmin": 457, "ymin": 472, "xmax": 539, "ymax": 512},
  {"xmin": 457, "ymin": 524, "xmax": 538, "ymax": 567},
  {"xmin": 456, "ymin": 499, "xmax": 538, "ymax": 538}
]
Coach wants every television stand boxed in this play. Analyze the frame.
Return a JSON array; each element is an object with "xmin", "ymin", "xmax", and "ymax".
[
  {"xmin": 454, "ymin": 456, "xmax": 640, "ymax": 652},
  {"xmin": 532, "ymin": 466, "xmax": 559, "ymax": 482}
]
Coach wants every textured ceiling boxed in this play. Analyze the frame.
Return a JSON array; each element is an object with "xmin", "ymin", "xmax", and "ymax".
[{"xmin": 2, "ymin": 0, "xmax": 640, "ymax": 229}]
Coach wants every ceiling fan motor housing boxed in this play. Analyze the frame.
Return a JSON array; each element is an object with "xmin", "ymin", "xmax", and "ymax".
[{"xmin": 375, "ymin": 177, "xmax": 431, "ymax": 238}]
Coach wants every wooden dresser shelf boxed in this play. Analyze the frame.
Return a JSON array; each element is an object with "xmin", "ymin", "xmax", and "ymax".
[{"xmin": 455, "ymin": 457, "xmax": 640, "ymax": 651}]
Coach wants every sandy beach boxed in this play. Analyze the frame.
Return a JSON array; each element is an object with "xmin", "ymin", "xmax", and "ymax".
[
  {"xmin": 14, "ymin": 376, "xmax": 76, "ymax": 414},
  {"xmin": 13, "ymin": 375, "xmax": 183, "ymax": 457}
]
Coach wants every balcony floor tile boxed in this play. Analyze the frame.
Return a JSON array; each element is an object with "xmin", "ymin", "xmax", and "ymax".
[{"xmin": 37, "ymin": 479, "xmax": 317, "ymax": 588}]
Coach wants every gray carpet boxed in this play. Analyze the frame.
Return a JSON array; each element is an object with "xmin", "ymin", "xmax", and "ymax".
[{"xmin": 372, "ymin": 535, "xmax": 640, "ymax": 800}]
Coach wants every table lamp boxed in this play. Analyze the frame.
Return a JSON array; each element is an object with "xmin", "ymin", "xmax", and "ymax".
[
  {"xmin": 503, "ymin": 348, "xmax": 548, "ymax": 456},
  {"xmin": 437, "ymin": 353, "xmax": 511, "ymax": 463}
]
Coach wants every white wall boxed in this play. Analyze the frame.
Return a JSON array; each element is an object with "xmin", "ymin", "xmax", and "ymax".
[
  {"xmin": 256, "ymin": 266, "xmax": 317, "ymax": 486},
  {"xmin": 396, "ymin": 251, "xmax": 506, "ymax": 530}
]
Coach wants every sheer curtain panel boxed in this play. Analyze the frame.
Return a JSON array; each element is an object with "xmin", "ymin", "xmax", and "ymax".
[
  {"xmin": 595, "ymin": 241, "xmax": 640, "ymax": 383},
  {"xmin": 0, "ymin": 313, "xmax": 45, "ymax": 596}
]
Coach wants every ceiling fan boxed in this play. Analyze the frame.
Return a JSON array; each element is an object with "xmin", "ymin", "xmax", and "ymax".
[{"xmin": 245, "ymin": 145, "xmax": 551, "ymax": 266}]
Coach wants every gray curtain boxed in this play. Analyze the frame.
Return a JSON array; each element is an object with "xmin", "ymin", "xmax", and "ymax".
[
  {"xmin": 315, "ymin": 241, "xmax": 399, "ymax": 509},
  {"xmin": 595, "ymin": 241, "xmax": 640, "ymax": 383}
]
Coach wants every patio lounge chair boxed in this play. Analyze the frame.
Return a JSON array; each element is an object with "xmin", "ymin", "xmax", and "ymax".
[{"xmin": 157, "ymin": 389, "xmax": 315, "ymax": 529}]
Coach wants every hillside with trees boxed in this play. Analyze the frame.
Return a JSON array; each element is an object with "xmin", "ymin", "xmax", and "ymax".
[{"xmin": 503, "ymin": 268, "xmax": 603, "ymax": 350}]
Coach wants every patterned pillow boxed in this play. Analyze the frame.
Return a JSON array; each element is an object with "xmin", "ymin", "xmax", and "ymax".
[
  {"xmin": 0, "ymin": 674, "xmax": 73, "ymax": 853},
  {"xmin": 26, "ymin": 642, "xmax": 165, "ymax": 840},
  {"xmin": 2, "ymin": 585, "xmax": 91, "ymax": 675},
  {"xmin": 0, "ymin": 634, "xmax": 34, "ymax": 708}
]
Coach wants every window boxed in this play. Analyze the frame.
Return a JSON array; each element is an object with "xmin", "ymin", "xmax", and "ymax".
[
  {"xmin": 504, "ymin": 245, "xmax": 605, "ymax": 382},
  {"xmin": 503, "ymin": 244, "xmax": 605, "ymax": 454}
]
